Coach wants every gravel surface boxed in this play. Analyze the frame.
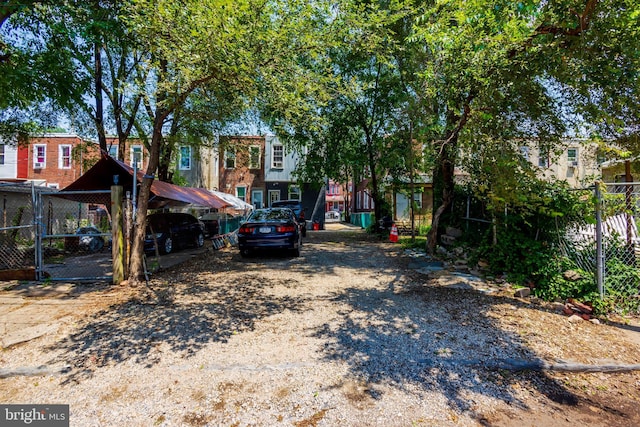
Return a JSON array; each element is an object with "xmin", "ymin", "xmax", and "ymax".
[{"xmin": 1, "ymin": 224, "xmax": 640, "ymax": 426}]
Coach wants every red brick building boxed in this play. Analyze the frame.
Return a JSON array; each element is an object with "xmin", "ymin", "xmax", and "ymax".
[
  {"xmin": 25, "ymin": 134, "xmax": 100, "ymax": 189},
  {"xmin": 218, "ymin": 136, "xmax": 267, "ymax": 208}
]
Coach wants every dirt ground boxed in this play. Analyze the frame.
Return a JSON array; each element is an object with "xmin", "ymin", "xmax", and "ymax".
[{"xmin": 1, "ymin": 224, "xmax": 639, "ymax": 426}]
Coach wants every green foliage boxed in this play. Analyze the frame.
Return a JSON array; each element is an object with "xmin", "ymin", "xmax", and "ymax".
[
  {"xmin": 171, "ymin": 171, "xmax": 189, "ymax": 187},
  {"xmin": 399, "ymin": 235, "xmax": 427, "ymax": 251},
  {"xmin": 533, "ymin": 256, "xmax": 596, "ymax": 302}
]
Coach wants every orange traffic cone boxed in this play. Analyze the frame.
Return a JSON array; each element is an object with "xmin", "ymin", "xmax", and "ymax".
[{"xmin": 389, "ymin": 223, "xmax": 398, "ymax": 243}]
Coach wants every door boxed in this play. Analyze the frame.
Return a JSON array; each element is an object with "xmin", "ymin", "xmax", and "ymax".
[
  {"xmin": 268, "ymin": 190, "xmax": 280, "ymax": 207},
  {"xmin": 251, "ymin": 189, "xmax": 264, "ymax": 209}
]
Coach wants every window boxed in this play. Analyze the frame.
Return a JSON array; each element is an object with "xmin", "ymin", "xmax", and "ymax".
[
  {"xmin": 108, "ymin": 145, "xmax": 119, "ymax": 159},
  {"xmin": 130, "ymin": 145, "xmax": 143, "ymax": 169},
  {"xmin": 567, "ymin": 148, "xmax": 578, "ymax": 166},
  {"xmin": 59, "ymin": 145, "xmax": 72, "ymax": 169},
  {"xmin": 249, "ymin": 146, "xmax": 261, "ymax": 169},
  {"xmin": 327, "ymin": 183, "xmax": 339, "ymax": 195},
  {"xmin": 33, "ymin": 144, "xmax": 46, "ymax": 168},
  {"xmin": 538, "ymin": 149, "xmax": 550, "ymax": 168},
  {"xmin": 288, "ymin": 185, "xmax": 301, "ymax": 201},
  {"xmin": 272, "ymin": 144, "xmax": 283, "ymax": 168},
  {"xmin": 225, "ymin": 150, "xmax": 236, "ymax": 169},
  {"xmin": 519, "ymin": 146, "xmax": 529, "ymax": 161},
  {"xmin": 236, "ymin": 186, "xmax": 246, "ymax": 202},
  {"xmin": 413, "ymin": 192, "xmax": 422, "ymax": 209},
  {"xmin": 0, "ymin": 144, "xmax": 4, "ymax": 165},
  {"xmin": 179, "ymin": 146, "xmax": 191, "ymax": 170}
]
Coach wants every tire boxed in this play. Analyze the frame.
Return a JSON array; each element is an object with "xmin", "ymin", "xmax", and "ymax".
[
  {"xmin": 195, "ymin": 232, "xmax": 204, "ymax": 248},
  {"xmin": 240, "ymin": 248, "xmax": 251, "ymax": 258},
  {"xmin": 88, "ymin": 237, "xmax": 104, "ymax": 253},
  {"xmin": 162, "ymin": 237, "xmax": 173, "ymax": 254},
  {"xmin": 291, "ymin": 245, "xmax": 301, "ymax": 257}
]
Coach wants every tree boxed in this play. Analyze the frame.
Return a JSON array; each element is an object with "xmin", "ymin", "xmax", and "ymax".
[
  {"xmin": 0, "ymin": 0, "xmax": 86, "ymax": 140},
  {"xmin": 124, "ymin": 0, "xmax": 333, "ymax": 281},
  {"xmin": 265, "ymin": 0, "xmax": 417, "ymax": 227},
  {"xmin": 410, "ymin": 0, "xmax": 634, "ymax": 253}
]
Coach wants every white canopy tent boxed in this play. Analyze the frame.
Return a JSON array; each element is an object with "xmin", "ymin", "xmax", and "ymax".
[{"xmin": 210, "ymin": 190, "xmax": 254, "ymax": 212}]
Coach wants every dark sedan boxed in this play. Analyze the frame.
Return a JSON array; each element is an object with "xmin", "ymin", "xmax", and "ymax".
[
  {"xmin": 145, "ymin": 212, "xmax": 205, "ymax": 254},
  {"xmin": 237, "ymin": 208, "xmax": 302, "ymax": 257}
]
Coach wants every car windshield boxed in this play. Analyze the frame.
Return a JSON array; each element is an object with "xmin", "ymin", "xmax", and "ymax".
[{"xmin": 249, "ymin": 209, "xmax": 292, "ymax": 221}]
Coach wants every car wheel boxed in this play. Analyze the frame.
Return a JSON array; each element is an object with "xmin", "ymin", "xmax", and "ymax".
[
  {"xmin": 89, "ymin": 237, "xmax": 104, "ymax": 253},
  {"xmin": 162, "ymin": 237, "xmax": 173, "ymax": 254},
  {"xmin": 195, "ymin": 232, "xmax": 204, "ymax": 247},
  {"xmin": 240, "ymin": 248, "xmax": 251, "ymax": 258}
]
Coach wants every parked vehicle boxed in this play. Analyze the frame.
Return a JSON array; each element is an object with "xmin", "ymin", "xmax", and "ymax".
[
  {"xmin": 76, "ymin": 226, "xmax": 107, "ymax": 253},
  {"xmin": 145, "ymin": 212, "xmax": 205, "ymax": 254},
  {"xmin": 199, "ymin": 212, "xmax": 235, "ymax": 237},
  {"xmin": 237, "ymin": 208, "xmax": 302, "ymax": 257},
  {"xmin": 271, "ymin": 200, "xmax": 307, "ymax": 236}
]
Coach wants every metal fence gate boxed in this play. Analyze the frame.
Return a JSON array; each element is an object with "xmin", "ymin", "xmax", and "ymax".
[
  {"xmin": 0, "ymin": 183, "xmax": 37, "ymax": 274},
  {"xmin": 35, "ymin": 190, "xmax": 113, "ymax": 282}
]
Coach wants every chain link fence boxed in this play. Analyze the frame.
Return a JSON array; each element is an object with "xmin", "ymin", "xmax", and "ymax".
[
  {"xmin": 599, "ymin": 183, "xmax": 640, "ymax": 313},
  {"xmin": 0, "ymin": 183, "xmax": 37, "ymax": 272},
  {"xmin": 36, "ymin": 190, "xmax": 112, "ymax": 281},
  {"xmin": 561, "ymin": 182, "xmax": 640, "ymax": 314}
]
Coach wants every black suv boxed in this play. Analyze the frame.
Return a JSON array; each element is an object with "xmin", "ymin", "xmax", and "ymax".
[
  {"xmin": 271, "ymin": 200, "xmax": 307, "ymax": 236},
  {"xmin": 144, "ymin": 212, "xmax": 205, "ymax": 254}
]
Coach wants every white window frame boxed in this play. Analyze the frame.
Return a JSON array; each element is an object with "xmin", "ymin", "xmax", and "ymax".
[
  {"xmin": 236, "ymin": 185, "xmax": 247, "ymax": 202},
  {"xmin": 59, "ymin": 144, "xmax": 72, "ymax": 169},
  {"xmin": 538, "ymin": 148, "xmax": 550, "ymax": 168},
  {"xmin": 225, "ymin": 150, "xmax": 236, "ymax": 169},
  {"xmin": 108, "ymin": 145, "xmax": 119, "ymax": 160},
  {"xmin": 567, "ymin": 148, "xmax": 578, "ymax": 166},
  {"xmin": 288, "ymin": 185, "xmax": 301, "ymax": 201},
  {"xmin": 33, "ymin": 144, "xmax": 46, "ymax": 169},
  {"xmin": 130, "ymin": 145, "xmax": 143, "ymax": 169},
  {"xmin": 272, "ymin": 144, "xmax": 284, "ymax": 169},
  {"xmin": 248, "ymin": 145, "xmax": 261, "ymax": 169},
  {"xmin": 179, "ymin": 146, "xmax": 192, "ymax": 170}
]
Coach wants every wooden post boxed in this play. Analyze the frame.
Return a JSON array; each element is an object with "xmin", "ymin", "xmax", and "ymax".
[{"xmin": 111, "ymin": 185, "xmax": 125, "ymax": 284}]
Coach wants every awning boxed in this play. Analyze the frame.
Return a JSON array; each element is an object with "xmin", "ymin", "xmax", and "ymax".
[
  {"xmin": 61, "ymin": 153, "xmax": 230, "ymax": 209},
  {"xmin": 211, "ymin": 190, "xmax": 254, "ymax": 211},
  {"xmin": 326, "ymin": 194, "xmax": 345, "ymax": 203}
]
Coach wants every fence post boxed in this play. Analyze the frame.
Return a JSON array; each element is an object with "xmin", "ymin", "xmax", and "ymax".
[
  {"xmin": 111, "ymin": 185, "xmax": 125, "ymax": 284},
  {"xmin": 595, "ymin": 182, "xmax": 604, "ymax": 299}
]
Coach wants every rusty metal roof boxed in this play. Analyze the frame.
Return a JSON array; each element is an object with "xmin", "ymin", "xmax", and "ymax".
[{"xmin": 61, "ymin": 153, "xmax": 230, "ymax": 209}]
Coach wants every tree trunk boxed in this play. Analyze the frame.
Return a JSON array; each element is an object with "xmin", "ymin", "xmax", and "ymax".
[
  {"xmin": 426, "ymin": 123, "xmax": 459, "ymax": 254},
  {"xmin": 94, "ymin": 42, "xmax": 107, "ymax": 152},
  {"xmin": 128, "ymin": 113, "xmax": 166, "ymax": 282}
]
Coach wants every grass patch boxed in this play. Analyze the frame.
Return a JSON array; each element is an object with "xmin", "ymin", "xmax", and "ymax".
[{"xmin": 399, "ymin": 235, "xmax": 427, "ymax": 251}]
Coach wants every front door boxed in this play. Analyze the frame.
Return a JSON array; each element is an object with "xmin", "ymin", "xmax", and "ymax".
[
  {"xmin": 251, "ymin": 189, "xmax": 264, "ymax": 209},
  {"xmin": 268, "ymin": 190, "xmax": 280, "ymax": 207}
]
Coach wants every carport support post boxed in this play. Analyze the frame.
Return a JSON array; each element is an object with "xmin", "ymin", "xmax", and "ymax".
[{"xmin": 111, "ymin": 185, "xmax": 125, "ymax": 284}]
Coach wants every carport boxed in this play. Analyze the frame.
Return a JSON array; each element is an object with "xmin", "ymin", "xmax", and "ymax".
[
  {"xmin": 35, "ymin": 153, "xmax": 232, "ymax": 282},
  {"xmin": 61, "ymin": 153, "xmax": 230, "ymax": 210}
]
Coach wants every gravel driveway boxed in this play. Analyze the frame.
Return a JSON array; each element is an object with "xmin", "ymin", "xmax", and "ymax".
[{"xmin": 1, "ymin": 224, "xmax": 639, "ymax": 426}]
